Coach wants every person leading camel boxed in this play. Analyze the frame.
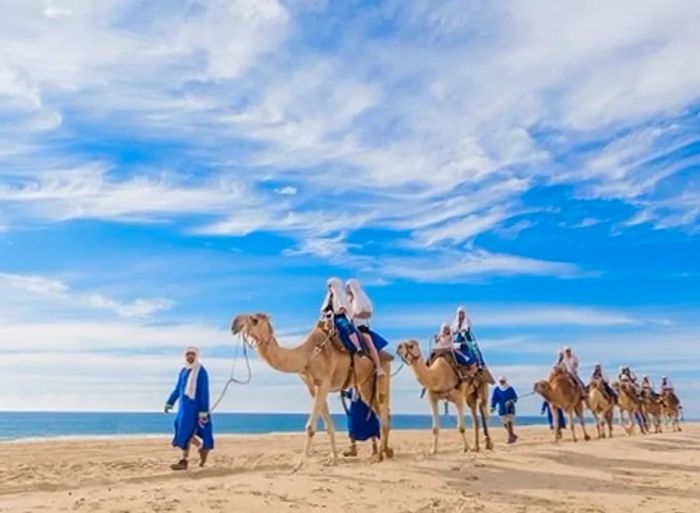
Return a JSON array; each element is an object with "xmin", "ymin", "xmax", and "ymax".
[
  {"xmin": 345, "ymin": 278, "xmax": 386, "ymax": 377},
  {"xmin": 321, "ymin": 277, "xmax": 364, "ymax": 354},
  {"xmin": 491, "ymin": 376, "xmax": 518, "ymax": 445},
  {"xmin": 165, "ymin": 346, "xmax": 214, "ymax": 470},
  {"xmin": 341, "ymin": 388, "xmax": 380, "ymax": 457}
]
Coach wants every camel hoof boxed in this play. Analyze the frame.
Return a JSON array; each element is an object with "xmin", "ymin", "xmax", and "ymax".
[
  {"xmin": 369, "ymin": 453, "xmax": 383, "ymax": 464},
  {"xmin": 485, "ymin": 439, "xmax": 494, "ymax": 451},
  {"xmin": 384, "ymin": 447, "xmax": 394, "ymax": 459},
  {"xmin": 471, "ymin": 446, "xmax": 481, "ymax": 453},
  {"xmin": 323, "ymin": 456, "xmax": 338, "ymax": 467},
  {"xmin": 584, "ymin": 434, "xmax": 591, "ymax": 441}
]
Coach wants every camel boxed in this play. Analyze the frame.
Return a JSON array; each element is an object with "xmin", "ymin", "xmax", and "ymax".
[
  {"xmin": 534, "ymin": 365, "xmax": 590, "ymax": 443},
  {"xmin": 661, "ymin": 389, "xmax": 682, "ymax": 432},
  {"xmin": 231, "ymin": 314, "xmax": 393, "ymax": 469},
  {"xmin": 640, "ymin": 390, "xmax": 664, "ymax": 434},
  {"xmin": 613, "ymin": 381, "xmax": 647, "ymax": 435},
  {"xmin": 588, "ymin": 377, "xmax": 615, "ymax": 439},
  {"xmin": 396, "ymin": 340, "xmax": 492, "ymax": 454}
]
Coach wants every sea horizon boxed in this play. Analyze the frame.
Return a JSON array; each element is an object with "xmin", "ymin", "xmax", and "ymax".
[{"xmin": 0, "ymin": 410, "xmax": 559, "ymax": 442}]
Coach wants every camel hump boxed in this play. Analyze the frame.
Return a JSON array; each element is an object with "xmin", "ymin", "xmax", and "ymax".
[{"xmin": 379, "ymin": 350, "xmax": 394, "ymax": 362}]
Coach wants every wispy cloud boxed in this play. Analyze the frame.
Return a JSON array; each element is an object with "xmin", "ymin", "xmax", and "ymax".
[{"xmin": 0, "ymin": 272, "xmax": 172, "ymax": 319}]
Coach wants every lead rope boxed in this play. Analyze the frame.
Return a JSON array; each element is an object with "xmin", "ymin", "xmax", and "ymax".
[{"xmin": 210, "ymin": 334, "xmax": 252, "ymax": 412}]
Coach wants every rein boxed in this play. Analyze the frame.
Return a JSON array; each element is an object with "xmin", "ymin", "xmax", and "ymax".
[{"xmin": 210, "ymin": 333, "xmax": 252, "ymax": 412}]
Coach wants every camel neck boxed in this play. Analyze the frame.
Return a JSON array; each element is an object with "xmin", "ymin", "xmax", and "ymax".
[
  {"xmin": 410, "ymin": 357, "xmax": 448, "ymax": 390},
  {"xmin": 257, "ymin": 329, "xmax": 318, "ymax": 374}
]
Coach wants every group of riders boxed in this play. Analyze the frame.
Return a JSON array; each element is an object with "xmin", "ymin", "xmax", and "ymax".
[
  {"xmin": 320, "ymin": 276, "xmax": 680, "ymax": 410},
  {"xmin": 552, "ymin": 346, "xmax": 677, "ymax": 408},
  {"xmin": 321, "ymin": 277, "xmax": 492, "ymax": 382}
]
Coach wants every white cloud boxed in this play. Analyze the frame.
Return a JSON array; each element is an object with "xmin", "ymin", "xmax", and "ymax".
[
  {"xmin": 378, "ymin": 249, "xmax": 580, "ymax": 282},
  {"xmin": 0, "ymin": 0, "xmax": 699, "ymax": 280},
  {"xmin": 381, "ymin": 303, "xmax": 646, "ymax": 330},
  {"xmin": 0, "ymin": 271, "xmax": 172, "ymax": 319}
]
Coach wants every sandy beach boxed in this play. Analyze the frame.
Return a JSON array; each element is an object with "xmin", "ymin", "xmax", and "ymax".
[{"xmin": 1, "ymin": 424, "xmax": 698, "ymax": 513}]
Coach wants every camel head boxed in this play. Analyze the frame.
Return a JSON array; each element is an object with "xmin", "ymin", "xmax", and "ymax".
[
  {"xmin": 396, "ymin": 340, "xmax": 423, "ymax": 365},
  {"xmin": 534, "ymin": 380, "xmax": 551, "ymax": 399},
  {"xmin": 231, "ymin": 313, "xmax": 274, "ymax": 348}
]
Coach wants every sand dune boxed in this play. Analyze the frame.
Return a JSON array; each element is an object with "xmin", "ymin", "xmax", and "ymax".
[{"xmin": 1, "ymin": 424, "xmax": 699, "ymax": 513}]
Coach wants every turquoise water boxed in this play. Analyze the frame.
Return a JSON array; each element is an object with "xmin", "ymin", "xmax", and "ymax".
[{"xmin": 0, "ymin": 412, "xmax": 552, "ymax": 441}]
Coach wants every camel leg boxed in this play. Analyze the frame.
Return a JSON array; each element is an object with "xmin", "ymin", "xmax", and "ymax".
[
  {"xmin": 479, "ymin": 387, "xmax": 493, "ymax": 450},
  {"xmin": 429, "ymin": 396, "xmax": 440, "ymax": 455},
  {"xmin": 567, "ymin": 409, "xmax": 578, "ymax": 442},
  {"xmin": 455, "ymin": 400, "xmax": 470, "ymax": 452},
  {"xmin": 318, "ymin": 400, "xmax": 339, "ymax": 464},
  {"xmin": 592, "ymin": 411, "xmax": 602, "ymax": 439},
  {"xmin": 295, "ymin": 382, "xmax": 334, "ymax": 471},
  {"xmin": 469, "ymin": 400, "xmax": 480, "ymax": 452},
  {"xmin": 606, "ymin": 410, "xmax": 614, "ymax": 438},
  {"xmin": 577, "ymin": 405, "xmax": 591, "ymax": 441},
  {"xmin": 551, "ymin": 403, "xmax": 560, "ymax": 443},
  {"xmin": 378, "ymin": 367, "xmax": 393, "ymax": 460}
]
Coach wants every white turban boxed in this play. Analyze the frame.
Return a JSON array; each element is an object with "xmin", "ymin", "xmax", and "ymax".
[
  {"xmin": 184, "ymin": 346, "xmax": 201, "ymax": 400},
  {"xmin": 345, "ymin": 279, "xmax": 373, "ymax": 319},
  {"xmin": 320, "ymin": 277, "xmax": 350, "ymax": 315},
  {"xmin": 452, "ymin": 306, "xmax": 470, "ymax": 333}
]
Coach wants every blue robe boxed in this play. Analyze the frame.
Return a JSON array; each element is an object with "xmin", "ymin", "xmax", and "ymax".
[
  {"xmin": 491, "ymin": 386, "xmax": 518, "ymax": 417},
  {"xmin": 166, "ymin": 366, "xmax": 214, "ymax": 450},
  {"xmin": 343, "ymin": 390, "xmax": 380, "ymax": 441},
  {"xmin": 454, "ymin": 330, "xmax": 485, "ymax": 366}
]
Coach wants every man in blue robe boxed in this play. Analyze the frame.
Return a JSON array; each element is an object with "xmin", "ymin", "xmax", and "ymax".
[
  {"xmin": 165, "ymin": 346, "xmax": 214, "ymax": 470},
  {"xmin": 341, "ymin": 389, "xmax": 380, "ymax": 457},
  {"xmin": 490, "ymin": 376, "xmax": 518, "ymax": 444}
]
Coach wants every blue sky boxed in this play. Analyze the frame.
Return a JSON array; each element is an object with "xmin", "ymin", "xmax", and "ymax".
[{"xmin": 0, "ymin": 0, "xmax": 699, "ymax": 416}]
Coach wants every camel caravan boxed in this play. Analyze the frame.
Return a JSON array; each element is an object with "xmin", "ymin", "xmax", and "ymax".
[{"xmin": 230, "ymin": 277, "xmax": 683, "ymax": 467}]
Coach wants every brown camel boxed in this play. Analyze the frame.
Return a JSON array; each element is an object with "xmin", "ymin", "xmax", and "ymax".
[
  {"xmin": 231, "ymin": 314, "xmax": 393, "ymax": 469},
  {"xmin": 613, "ymin": 381, "xmax": 646, "ymax": 435},
  {"xmin": 661, "ymin": 389, "xmax": 682, "ymax": 432},
  {"xmin": 640, "ymin": 390, "xmax": 664, "ymax": 434},
  {"xmin": 397, "ymin": 341, "xmax": 492, "ymax": 454},
  {"xmin": 534, "ymin": 365, "xmax": 590, "ymax": 443},
  {"xmin": 588, "ymin": 377, "xmax": 615, "ymax": 439}
]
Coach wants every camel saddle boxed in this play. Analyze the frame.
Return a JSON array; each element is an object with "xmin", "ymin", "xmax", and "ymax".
[
  {"xmin": 323, "ymin": 327, "xmax": 394, "ymax": 362},
  {"xmin": 427, "ymin": 350, "xmax": 494, "ymax": 386}
]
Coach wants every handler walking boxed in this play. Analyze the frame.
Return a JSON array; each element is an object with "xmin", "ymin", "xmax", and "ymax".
[{"xmin": 165, "ymin": 346, "xmax": 214, "ymax": 470}]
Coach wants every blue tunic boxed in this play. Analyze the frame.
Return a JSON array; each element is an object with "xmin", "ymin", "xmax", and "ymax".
[
  {"xmin": 491, "ymin": 386, "xmax": 518, "ymax": 416},
  {"xmin": 343, "ymin": 390, "xmax": 380, "ymax": 441},
  {"xmin": 454, "ymin": 331, "xmax": 485, "ymax": 367},
  {"xmin": 166, "ymin": 366, "xmax": 214, "ymax": 450}
]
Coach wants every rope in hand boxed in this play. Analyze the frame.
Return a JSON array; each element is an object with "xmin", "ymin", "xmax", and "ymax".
[{"xmin": 210, "ymin": 333, "xmax": 252, "ymax": 412}]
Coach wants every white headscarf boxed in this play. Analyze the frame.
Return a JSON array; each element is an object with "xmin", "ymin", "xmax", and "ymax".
[
  {"xmin": 436, "ymin": 323, "xmax": 452, "ymax": 348},
  {"xmin": 345, "ymin": 278, "xmax": 373, "ymax": 319},
  {"xmin": 184, "ymin": 346, "xmax": 201, "ymax": 400},
  {"xmin": 320, "ymin": 277, "xmax": 350, "ymax": 315},
  {"xmin": 498, "ymin": 376, "xmax": 509, "ymax": 391},
  {"xmin": 451, "ymin": 305, "xmax": 470, "ymax": 333}
]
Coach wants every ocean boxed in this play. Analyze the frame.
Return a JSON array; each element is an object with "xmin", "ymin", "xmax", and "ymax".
[{"xmin": 0, "ymin": 411, "xmax": 552, "ymax": 442}]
